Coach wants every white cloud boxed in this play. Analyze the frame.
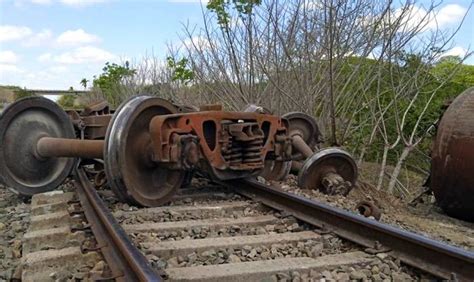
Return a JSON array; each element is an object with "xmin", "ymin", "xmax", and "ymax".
[
  {"xmin": 59, "ymin": 0, "xmax": 108, "ymax": 7},
  {"xmin": 434, "ymin": 4, "xmax": 467, "ymax": 28},
  {"xmin": 13, "ymin": 0, "xmax": 51, "ymax": 7},
  {"xmin": 0, "ymin": 64, "xmax": 23, "ymax": 73},
  {"xmin": 0, "ymin": 25, "xmax": 32, "ymax": 42},
  {"xmin": 37, "ymin": 53, "xmax": 53, "ymax": 62},
  {"xmin": 22, "ymin": 29, "xmax": 53, "ymax": 47},
  {"xmin": 56, "ymin": 29, "xmax": 101, "ymax": 46},
  {"xmin": 31, "ymin": 0, "xmax": 52, "ymax": 4},
  {"xmin": 15, "ymin": 0, "xmax": 107, "ymax": 6},
  {"xmin": 0, "ymin": 64, "xmax": 24, "ymax": 80},
  {"xmin": 181, "ymin": 36, "xmax": 212, "ymax": 50},
  {"xmin": 0, "ymin": 51, "xmax": 19, "ymax": 64},
  {"xmin": 48, "ymin": 65, "xmax": 69, "ymax": 73},
  {"xmin": 54, "ymin": 46, "xmax": 115, "ymax": 64},
  {"xmin": 441, "ymin": 46, "xmax": 468, "ymax": 58},
  {"xmin": 394, "ymin": 4, "xmax": 467, "ymax": 32}
]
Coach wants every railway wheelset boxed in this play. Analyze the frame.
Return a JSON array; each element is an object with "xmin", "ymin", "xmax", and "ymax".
[{"xmin": 0, "ymin": 95, "xmax": 357, "ymax": 207}]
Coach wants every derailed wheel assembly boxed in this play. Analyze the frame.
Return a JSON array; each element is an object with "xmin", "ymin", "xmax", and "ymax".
[
  {"xmin": 282, "ymin": 112, "xmax": 322, "ymax": 175},
  {"xmin": 277, "ymin": 110, "xmax": 357, "ymax": 195},
  {"xmin": 1, "ymin": 96, "xmax": 359, "ymax": 206},
  {"xmin": 298, "ymin": 148, "xmax": 357, "ymax": 195},
  {"xmin": 0, "ymin": 96, "xmax": 293, "ymax": 207}
]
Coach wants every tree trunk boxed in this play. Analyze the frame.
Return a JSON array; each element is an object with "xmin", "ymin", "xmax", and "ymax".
[
  {"xmin": 387, "ymin": 146, "xmax": 412, "ymax": 194},
  {"xmin": 377, "ymin": 144, "xmax": 389, "ymax": 191}
]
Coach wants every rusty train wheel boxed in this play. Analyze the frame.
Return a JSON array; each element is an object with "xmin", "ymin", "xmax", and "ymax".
[
  {"xmin": 282, "ymin": 112, "xmax": 321, "ymax": 160},
  {"xmin": 0, "ymin": 97, "xmax": 76, "ymax": 196},
  {"xmin": 104, "ymin": 96, "xmax": 187, "ymax": 207},
  {"xmin": 260, "ymin": 160, "xmax": 292, "ymax": 181},
  {"xmin": 298, "ymin": 148, "xmax": 357, "ymax": 193}
]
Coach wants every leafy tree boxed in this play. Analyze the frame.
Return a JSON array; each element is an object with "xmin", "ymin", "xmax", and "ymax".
[
  {"xmin": 80, "ymin": 78, "xmax": 89, "ymax": 90},
  {"xmin": 93, "ymin": 61, "xmax": 136, "ymax": 106},
  {"xmin": 432, "ymin": 56, "xmax": 474, "ymax": 87},
  {"xmin": 166, "ymin": 57, "xmax": 194, "ymax": 84},
  {"xmin": 207, "ymin": 0, "xmax": 261, "ymax": 27}
]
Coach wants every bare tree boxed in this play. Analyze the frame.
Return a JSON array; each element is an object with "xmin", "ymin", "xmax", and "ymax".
[{"xmin": 174, "ymin": 0, "xmax": 471, "ymax": 195}]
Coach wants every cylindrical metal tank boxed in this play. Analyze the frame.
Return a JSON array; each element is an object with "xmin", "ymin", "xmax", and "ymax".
[{"xmin": 431, "ymin": 87, "xmax": 474, "ymax": 222}]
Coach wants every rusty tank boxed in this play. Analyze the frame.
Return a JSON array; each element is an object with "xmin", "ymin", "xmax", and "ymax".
[{"xmin": 431, "ymin": 87, "xmax": 474, "ymax": 222}]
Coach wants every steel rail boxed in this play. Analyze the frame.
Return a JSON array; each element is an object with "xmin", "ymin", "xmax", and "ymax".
[
  {"xmin": 225, "ymin": 178, "xmax": 474, "ymax": 281},
  {"xmin": 74, "ymin": 167, "xmax": 161, "ymax": 282}
]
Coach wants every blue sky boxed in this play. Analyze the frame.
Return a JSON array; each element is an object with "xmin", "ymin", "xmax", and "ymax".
[{"xmin": 0, "ymin": 0, "xmax": 473, "ymax": 90}]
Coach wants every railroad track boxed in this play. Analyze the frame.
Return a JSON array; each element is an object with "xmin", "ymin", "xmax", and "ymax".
[{"xmin": 19, "ymin": 167, "xmax": 474, "ymax": 281}]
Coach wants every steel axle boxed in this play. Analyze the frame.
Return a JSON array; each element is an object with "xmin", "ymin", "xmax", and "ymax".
[
  {"xmin": 291, "ymin": 134, "xmax": 314, "ymax": 159},
  {"xmin": 36, "ymin": 137, "xmax": 104, "ymax": 159}
]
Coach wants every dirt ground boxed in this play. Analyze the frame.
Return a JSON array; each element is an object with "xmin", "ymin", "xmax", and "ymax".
[{"xmin": 270, "ymin": 165, "xmax": 474, "ymax": 252}]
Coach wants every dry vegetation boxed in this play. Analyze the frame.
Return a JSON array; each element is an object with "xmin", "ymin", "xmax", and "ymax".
[{"xmin": 0, "ymin": 87, "xmax": 15, "ymax": 107}]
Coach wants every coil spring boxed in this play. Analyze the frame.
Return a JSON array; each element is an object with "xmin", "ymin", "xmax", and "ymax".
[{"xmin": 242, "ymin": 138, "xmax": 263, "ymax": 164}]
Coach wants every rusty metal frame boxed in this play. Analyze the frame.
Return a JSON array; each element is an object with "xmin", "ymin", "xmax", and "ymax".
[{"xmin": 149, "ymin": 111, "xmax": 290, "ymax": 170}]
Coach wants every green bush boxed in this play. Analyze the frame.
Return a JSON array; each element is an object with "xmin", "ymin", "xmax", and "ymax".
[
  {"xmin": 57, "ymin": 95, "xmax": 77, "ymax": 108},
  {"xmin": 13, "ymin": 87, "xmax": 35, "ymax": 101}
]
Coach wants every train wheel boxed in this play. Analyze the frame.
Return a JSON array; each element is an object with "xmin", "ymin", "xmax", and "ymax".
[
  {"xmin": 0, "ymin": 97, "xmax": 76, "ymax": 196},
  {"xmin": 298, "ymin": 148, "xmax": 357, "ymax": 195},
  {"xmin": 104, "ymin": 96, "xmax": 187, "ymax": 207}
]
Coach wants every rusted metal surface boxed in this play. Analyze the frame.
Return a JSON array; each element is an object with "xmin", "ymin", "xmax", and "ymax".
[
  {"xmin": 79, "ymin": 115, "xmax": 112, "ymax": 140},
  {"xmin": 81, "ymin": 100, "xmax": 111, "ymax": 116},
  {"xmin": 0, "ymin": 96, "xmax": 76, "ymax": 196},
  {"xmin": 282, "ymin": 112, "xmax": 321, "ymax": 161},
  {"xmin": 356, "ymin": 200, "xmax": 382, "ymax": 220},
  {"xmin": 290, "ymin": 160, "xmax": 303, "ymax": 173},
  {"xmin": 243, "ymin": 104, "xmax": 291, "ymax": 181},
  {"xmin": 37, "ymin": 137, "xmax": 104, "ymax": 159},
  {"xmin": 259, "ymin": 160, "xmax": 292, "ymax": 181},
  {"xmin": 431, "ymin": 87, "xmax": 474, "ymax": 222},
  {"xmin": 298, "ymin": 148, "xmax": 357, "ymax": 196},
  {"xmin": 149, "ymin": 110, "xmax": 291, "ymax": 180},
  {"xmin": 74, "ymin": 167, "xmax": 161, "ymax": 281},
  {"xmin": 66, "ymin": 100, "xmax": 113, "ymax": 140},
  {"xmin": 104, "ymin": 96, "xmax": 184, "ymax": 206},
  {"xmin": 292, "ymin": 134, "xmax": 314, "ymax": 159},
  {"xmin": 227, "ymin": 178, "xmax": 474, "ymax": 281}
]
